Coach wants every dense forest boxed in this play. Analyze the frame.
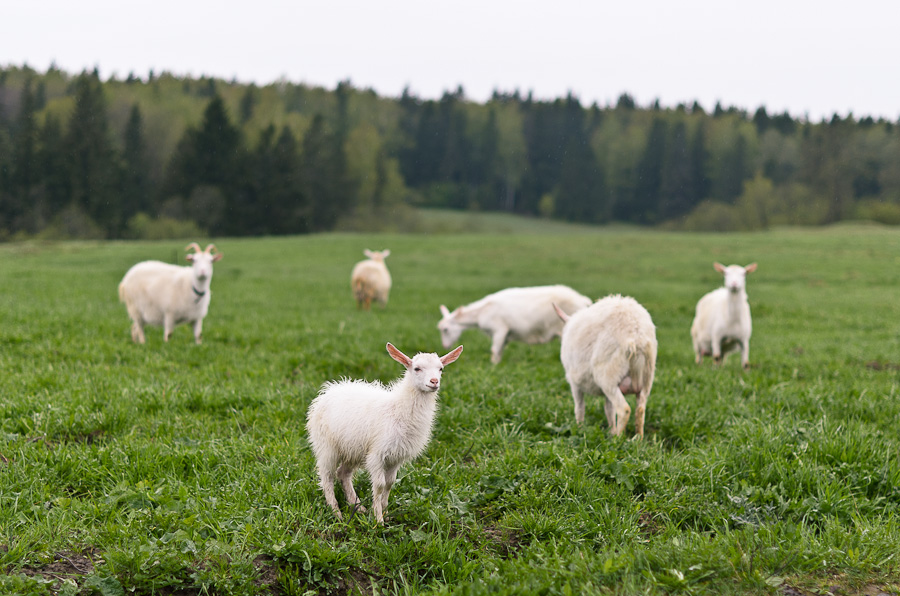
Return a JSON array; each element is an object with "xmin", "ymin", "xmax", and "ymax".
[{"xmin": 0, "ymin": 64, "xmax": 899, "ymax": 240}]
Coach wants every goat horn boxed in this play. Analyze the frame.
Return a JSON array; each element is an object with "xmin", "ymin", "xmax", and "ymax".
[
  {"xmin": 185, "ymin": 242, "xmax": 202, "ymax": 253},
  {"xmin": 204, "ymin": 244, "xmax": 218, "ymax": 254}
]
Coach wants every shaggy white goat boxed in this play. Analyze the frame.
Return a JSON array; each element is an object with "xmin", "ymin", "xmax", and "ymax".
[
  {"xmin": 307, "ymin": 342, "xmax": 464, "ymax": 523},
  {"xmin": 118, "ymin": 243, "xmax": 222, "ymax": 344},
  {"xmin": 690, "ymin": 262, "xmax": 757, "ymax": 369},
  {"xmin": 438, "ymin": 285, "xmax": 592, "ymax": 364},
  {"xmin": 351, "ymin": 249, "xmax": 392, "ymax": 310},
  {"xmin": 554, "ymin": 294, "xmax": 657, "ymax": 438}
]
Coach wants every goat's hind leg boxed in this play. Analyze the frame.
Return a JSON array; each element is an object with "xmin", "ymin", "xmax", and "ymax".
[
  {"xmin": 131, "ymin": 320, "xmax": 146, "ymax": 344},
  {"xmin": 317, "ymin": 458, "xmax": 343, "ymax": 519}
]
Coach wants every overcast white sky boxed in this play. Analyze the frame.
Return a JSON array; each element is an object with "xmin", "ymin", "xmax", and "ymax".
[{"xmin": 2, "ymin": 0, "xmax": 899, "ymax": 121}]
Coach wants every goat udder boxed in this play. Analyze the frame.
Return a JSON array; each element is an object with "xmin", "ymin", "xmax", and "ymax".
[{"xmin": 619, "ymin": 376, "xmax": 639, "ymax": 395}]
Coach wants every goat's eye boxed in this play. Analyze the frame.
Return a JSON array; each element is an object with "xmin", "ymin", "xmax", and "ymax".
[{"xmin": 414, "ymin": 367, "xmax": 421, "ymax": 372}]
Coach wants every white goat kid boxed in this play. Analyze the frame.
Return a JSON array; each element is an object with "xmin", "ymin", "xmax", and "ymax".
[
  {"xmin": 438, "ymin": 285, "xmax": 592, "ymax": 364},
  {"xmin": 307, "ymin": 342, "xmax": 464, "ymax": 523},
  {"xmin": 554, "ymin": 295, "xmax": 657, "ymax": 438},
  {"xmin": 118, "ymin": 243, "xmax": 222, "ymax": 344},
  {"xmin": 351, "ymin": 249, "xmax": 391, "ymax": 310},
  {"xmin": 690, "ymin": 262, "xmax": 757, "ymax": 370}
]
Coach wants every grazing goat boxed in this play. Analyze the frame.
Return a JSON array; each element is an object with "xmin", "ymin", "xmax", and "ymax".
[
  {"xmin": 438, "ymin": 285, "xmax": 592, "ymax": 363},
  {"xmin": 691, "ymin": 262, "xmax": 757, "ymax": 369},
  {"xmin": 118, "ymin": 243, "xmax": 222, "ymax": 344},
  {"xmin": 307, "ymin": 342, "xmax": 464, "ymax": 523},
  {"xmin": 351, "ymin": 249, "xmax": 391, "ymax": 310},
  {"xmin": 554, "ymin": 295, "xmax": 657, "ymax": 438}
]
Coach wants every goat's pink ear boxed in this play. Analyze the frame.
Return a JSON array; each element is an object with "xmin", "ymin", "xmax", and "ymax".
[
  {"xmin": 744, "ymin": 263, "xmax": 757, "ymax": 273},
  {"xmin": 212, "ymin": 252, "xmax": 223, "ymax": 262},
  {"xmin": 381, "ymin": 249, "xmax": 390, "ymax": 258},
  {"xmin": 386, "ymin": 343, "xmax": 412, "ymax": 367},
  {"xmin": 439, "ymin": 305, "xmax": 450, "ymax": 317},
  {"xmin": 440, "ymin": 345, "xmax": 463, "ymax": 366},
  {"xmin": 552, "ymin": 303, "xmax": 570, "ymax": 323},
  {"xmin": 364, "ymin": 249, "xmax": 374, "ymax": 258},
  {"xmin": 713, "ymin": 262, "xmax": 726, "ymax": 273},
  {"xmin": 185, "ymin": 254, "xmax": 194, "ymax": 262}
]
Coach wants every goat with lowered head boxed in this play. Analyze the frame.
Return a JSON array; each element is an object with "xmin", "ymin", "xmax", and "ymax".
[
  {"xmin": 438, "ymin": 285, "xmax": 592, "ymax": 364},
  {"xmin": 307, "ymin": 342, "xmax": 463, "ymax": 523},
  {"xmin": 554, "ymin": 294, "xmax": 657, "ymax": 438},
  {"xmin": 118, "ymin": 243, "xmax": 223, "ymax": 344},
  {"xmin": 690, "ymin": 262, "xmax": 757, "ymax": 369}
]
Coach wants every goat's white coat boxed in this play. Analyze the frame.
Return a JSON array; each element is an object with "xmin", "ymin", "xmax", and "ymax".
[
  {"xmin": 690, "ymin": 263, "xmax": 757, "ymax": 369},
  {"xmin": 556, "ymin": 294, "xmax": 657, "ymax": 438},
  {"xmin": 351, "ymin": 249, "xmax": 391, "ymax": 310},
  {"xmin": 118, "ymin": 243, "xmax": 222, "ymax": 344},
  {"xmin": 306, "ymin": 342, "xmax": 463, "ymax": 523},
  {"xmin": 438, "ymin": 285, "xmax": 592, "ymax": 363}
]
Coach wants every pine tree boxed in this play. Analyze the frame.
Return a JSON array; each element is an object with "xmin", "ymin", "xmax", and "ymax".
[
  {"xmin": 687, "ymin": 121, "xmax": 711, "ymax": 205},
  {"xmin": 301, "ymin": 114, "xmax": 341, "ymax": 230},
  {"xmin": 65, "ymin": 71, "xmax": 119, "ymax": 235},
  {"xmin": 239, "ymin": 84, "xmax": 258, "ymax": 124},
  {"xmin": 38, "ymin": 113, "xmax": 69, "ymax": 216},
  {"xmin": 10, "ymin": 79, "xmax": 39, "ymax": 229},
  {"xmin": 120, "ymin": 103, "xmax": 151, "ymax": 222},
  {"xmin": 270, "ymin": 126, "xmax": 309, "ymax": 233},
  {"xmin": 625, "ymin": 117, "xmax": 668, "ymax": 223},
  {"xmin": 165, "ymin": 94, "xmax": 242, "ymax": 234},
  {"xmin": 659, "ymin": 120, "xmax": 693, "ymax": 220}
]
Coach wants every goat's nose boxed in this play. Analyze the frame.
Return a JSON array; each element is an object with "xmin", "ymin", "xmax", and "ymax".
[{"xmin": 430, "ymin": 378, "xmax": 439, "ymax": 385}]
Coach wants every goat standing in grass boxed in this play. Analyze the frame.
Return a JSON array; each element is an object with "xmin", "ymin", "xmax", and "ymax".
[
  {"xmin": 554, "ymin": 295, "xmax": 657, "ymax": 438},
  {"xmin": 438, "ymin": 285, "xmax": 591, "ymax": 364},
  {"xmin": 118, "ymin": 243, "xmax": 222, "ymax": 344},
  {"xmin": 691, "ymin": 262, "xmax": 757, "ymax": 369},
  {"xmin": 351, "ymin": 249, "xmax": 391, "ymax": 310},
  {"xmin": 307, "ymin": 342, "xmax": 463, "ymax": 523}
]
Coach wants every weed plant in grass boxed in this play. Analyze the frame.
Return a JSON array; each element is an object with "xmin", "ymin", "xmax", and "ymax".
[{"xmin": 1, "ymin": 221, "xmax": 900, "ymax": 595}]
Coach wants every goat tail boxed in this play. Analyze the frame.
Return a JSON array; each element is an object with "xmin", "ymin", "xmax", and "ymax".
[
  {"xmin": 625, "ymin": 338, "xmax": 656, "ymax": 394},
  {"xmin": 118, "ymin": 282, "xmax": 127, "ymax": 304}
]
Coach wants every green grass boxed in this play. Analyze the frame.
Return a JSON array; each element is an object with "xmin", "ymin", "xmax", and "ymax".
[{"xmin": 2, "ymin": 219, "xmax": 900, "ymax": 595}]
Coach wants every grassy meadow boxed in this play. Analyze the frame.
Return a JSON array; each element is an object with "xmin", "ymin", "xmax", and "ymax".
[{"xmin": 2, "ymin": 217, "xmax": 900, "ymax": 595}]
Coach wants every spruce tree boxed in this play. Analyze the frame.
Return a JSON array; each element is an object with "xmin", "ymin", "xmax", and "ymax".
[
  {"xmin": 120, "ymin": 103, "xmax": 151, "ymax": 222},
  {"xmin": 659, "ymin": 120, "xmax": 693, "ymax": 220},
  {"xmin": 65, "ymin": 71, "xmax": 119, "ymax": 235},
  {"xmin": 627, "ymin": 117, "xmax": 668, "ymax": 223},
  {"xmin": 10, "ymin": 79, "xmax": 39, "ymax": 229}
]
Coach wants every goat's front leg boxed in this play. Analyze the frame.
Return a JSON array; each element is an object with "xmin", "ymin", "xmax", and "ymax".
[
  {"xmin": 711, "ymin": 332, "xmax": 724, "ymax": 365},
  {"xmin": 367, "ymin": 456, "xmax": 392, "ymax": 523},
  {"xmin": 373, "ymin": 464, "xmax": 400, "ymax": 524},
  {"xmin": 337, "ymin": 463, "xmax": 364, "ymax": 513},
  {"xmin": 192, "ymin": 318, "xmax": 203, "ymax": 344},
  {"xmin": 740, "ymin": 339, "xmax": 751, "ymax": 371},
  {"xmin": 489, "ymin": 327, "xmax": 509, "ymax": 364}
]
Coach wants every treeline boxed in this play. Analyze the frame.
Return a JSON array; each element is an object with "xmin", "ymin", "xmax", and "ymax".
[{"xmin": 1, "ymin": 64, "xmax": 899, "ymax": 239}]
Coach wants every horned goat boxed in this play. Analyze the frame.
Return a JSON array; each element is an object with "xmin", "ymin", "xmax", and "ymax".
[
  {"xmin": 118, "ymin": 243, "xmax": 222, "ymax": 344},
  {"xmin": 438, "ymin": 285, "xmax": 592, "ymax": 364},
  {"xmin": 690, "ymin": 262, "xmax": 757, "ymax": 369},
  {"xmin": 351, "ymin": 249, "xmax": 391, "ymax": 310},
  {"xmin": 307, "ymin": 342, "xmax": 463, "ymax": 523},
  {"xmin": 554, "ymin": 294, "xmax": 657, "ymax": 438}
]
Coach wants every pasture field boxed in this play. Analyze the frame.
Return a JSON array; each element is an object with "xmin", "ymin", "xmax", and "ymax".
[{"xmin": 2, "ymin": 221, "xmax": 900, "ymax": 595}]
